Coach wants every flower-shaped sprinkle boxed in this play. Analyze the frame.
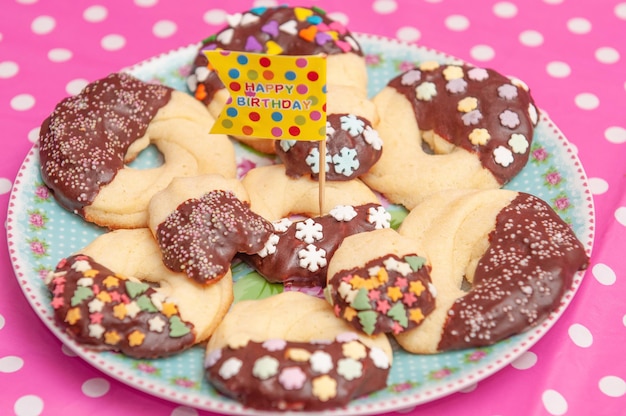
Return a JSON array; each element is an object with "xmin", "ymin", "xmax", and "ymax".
[
  {"xmin": 469, "ymin": 128, "xmax": 491, "ymax": 146},
  {"xmin": 400, "ymin": 69, "xmax": 421, "ymax": 85},
  {"xmin": 252, "ymin": 355, "xmax": 280, "ymax": 380},
  {"xmin": 363, "ymin": 126, "xmax": 383, "ymax": 150},
  {"xmin": 312, "ymin": 375, "xmax": 337, "ymax": 401},
  {"xmin": 329, "ymin": 205, "xmax": 358, "ymax": 221},
  {"xmin": 310, "ymin": 351, "xmax": 334, "ymax": 373},
  {"xmin": 340, "ymin": 114, "xmax": 365, "ymax": 137},
  {"xmin": 499, "ymin": 110, "xmax": 520, "ymax": 128},
  {"xmin": 419, "ymin": 61, "xmax": 440, "ymax": 71},
  {"xmin": 337, "ymin": 358, "xmax": 363, "ymax": 380},
  {"xmin": 457, "ymin": 97, "xmax": 478, "ymax": 113},
  {"xmin": 295, "ymin": 218, "xmax": 323, "ymax": 243},
  {"xmin": 498, "ymin": 84, "xmax": 518, "ymax": 100},
  {"xmin": 415, "ymin": 82, "xmax": 437, "ymax": 101},
  {"xmin": 219, "ymin": 357, "xmax": 243, "ymax": 380},
  {"xmin": 446, "ymin": 78, "xmax": 468, "ymax": 94},
  {"xmin": 508, "ymin": 133, "xmax": 529, "ymax": 154},
  {"xmin": 493, "ymin": 145, "xmax": 514, "ymax": 167},
  {"xmin": 467, "ymin": 67, "xmax": 489, "ymax": 81},
  {"xmin": 262, "ymin": 339, "xmax": 287, "ymax": 351},
  {"xmin": 528, "ymin": 103, "xmax": 539, "ymax": 125},
  {"xmin": 443, "ymin": 65, "xmax": 464, "ymax": 80},
  {"xmin": 461, "ymin": 109, "xmax": 483, "ymax": 126},
  {"xmin": 369, "ymin": 347, "xmax": 390, "ymax": 369},
  {"xmin": 278, "ymin": 366, "xmax": 307, "ymax": 390},
  {"xmin": 205, "ymin": 348, "xmax": 222, "ymax": 368}
]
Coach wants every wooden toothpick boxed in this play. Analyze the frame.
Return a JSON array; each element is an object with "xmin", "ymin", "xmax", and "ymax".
[{"xmin": 318, "ymin": 138, "xmax": 326, "ymax": 216}]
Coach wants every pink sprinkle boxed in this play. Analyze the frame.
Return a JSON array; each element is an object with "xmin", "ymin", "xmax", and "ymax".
[
  {"xmin": 262, "ymin": 339, "xmax": 287, "ymax": 351},
  {"xmin": 336, "ymin": 332, "xmax": 359, "ymax": 343},
  {"xmin": 278, "ymin": 366, "xmax": 307, "ymax": 390}
]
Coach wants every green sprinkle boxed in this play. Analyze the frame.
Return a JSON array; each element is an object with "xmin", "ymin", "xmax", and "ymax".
[
  {"xmin": 125, "ymin": 280, "xmax": 150, "ymax": 298},
  {"xmin": 404, "ymin": 255, "xmax": 427, "ymax": 271},
  {"xmin": 169, "ymin": 316, "xmax": 191, "ymax": 338},
  {"xmin": 70, "ymin": 286, "xmax": 94, "ymax": 306}
]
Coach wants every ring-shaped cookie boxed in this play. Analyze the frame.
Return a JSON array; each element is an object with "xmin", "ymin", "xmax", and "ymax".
[
  {"xmin": 204, "ymin": 291, "xmax": 392, "ymax": 411},
  {"xmin": 39, "ymin": 72, "xmax": 237, "ymax": 229},
  {"xmin": 240, "ymin": 164, "xmax": 379, "ymax": 221},
  {"xmin": 362, "ymin": 63, "xmax": 539, "ymax": 210},
  {"xmin": 394, "ymin": 189, "xmax": 588, "ymax": 353},
  {"xmin": 47, "ymin": 228, "xmax": 233, "ymax": 358}
]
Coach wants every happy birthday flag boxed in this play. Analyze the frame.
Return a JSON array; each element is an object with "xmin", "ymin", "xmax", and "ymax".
[{"xmin": 205, "ymin": 50, "xmax": 327, "ymax": 141}]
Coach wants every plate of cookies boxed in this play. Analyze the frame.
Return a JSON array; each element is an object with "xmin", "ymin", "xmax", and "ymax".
[{"xmin": 7, "ymin": 5, "xmax": 594, "ymax": 415}]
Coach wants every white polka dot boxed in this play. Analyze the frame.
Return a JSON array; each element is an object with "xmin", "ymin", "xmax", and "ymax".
[
  {"xmin": 14, "ymin": 395, "xmax": 44, "ymax": 416},
  {"xmin": 519, "ymin": 30, "xmax": 544, "ymax": 47},
  {"xmin": 568, "ymin": 323, "xmax": 593, "ymax": 347},
  {"xmin": 171, "ymin": 406, "xmax": 199, "ymax": 416},
  {"xmin": 17, "ymin": 0, "xmax": 38, "ymax": 3},
  {"xmin": 28, "ymin": 127, "xmax": 39, "ymax": 143},
  {"xmin": 10, "ymin": 94, "xmax": 36, "ymax": 111},
  {"xmin": 0, "ymin": 178, "xmax": 10, "ymax": 194},
  {"xmin": 615, "ymin": 206, "xmax": 626, "ymax": 226},
  {"xmin": 615, "ymin": 3, "xmax": 626, "ymax": 20},
  {"xmin": 83, "ymin": 5, "xmax": 108, "ymax": 22},
  {"xmin": 48, "ymin": 48, "xmax": 73, "ymax": 62},
  {"xmin": 511, "ymin": 351, "xmax": 537, "ymax": 370},
  {"xmin": 153, "ymin": 20, "xmax": 177, "ymax": 38},
  {"xmin": 623, "ymin": 314, "xmax": 626, "ymax": 327},
  {"xmin": 592, "ymin": 263, "xmax": 616, "ymax": 285},
  {"xmin": 0, "ymin": 356, "xmax": 24, "ymax": 373},
  {"xmin": 546, "ymin": 61, "xmax": 571, "ymax": 78},
  {"xmin": 0, "ymin": 61, "xmax": 19, "ymax": 78},
  {"xmin": 470, "ymin": 44, "xmax": 495, "ymax": 61},
  {"xmin": 134, "ymin": 0, "xmax": 158, "ymax": 7},
  {"xmin": 574, "ymin": 92, "xmax": 599, "ymax": 110},
  {"xmin": 544, "ymin": 0, "xmax": 564, "ymax": 3},
  {"xmin": 253, "ymin": 0, "xmax": 278, "ymax": 7},
  {"xmin": 493, "ymin": 2, "xmax": 518, "ymax": 18},
  {"xmin": 445, "ymin": 15, "xmax": 470, "ymax": 31},
  {"xmin": 203, "ymin": 9, "xmax": 227, "ymax": 25},
  {"xmin": 31, "ymin": 15, "xmax": 56, "ymax": 35},
  {"xmin": 81, "ymin": 377, "xmax": 110, "ymax": 398},
  {"xmin": 327, "ymin": 12, "xmax": 349, "ymax": 27},
  {"xmin": 595, "ymin": 47, "xmax": 620, "ymax": 64},
  {"xmin": 61, "ymin": 344, "xmax": 78, "ymax": 356},
  {"xmin": 396, "ymin": 26, "xmax": 421, "ymax": 43},
  {"xmin": 588, "ymin": 177, "xmax": 609, "ymax": 195},
  {"xmin": 66, "ymin": 78, "xmax": 89, "ymax": 95},
  {"xmin": 542, "ymin": 389, "xmax": 568, "ymax": 415},
  {"xmin": 101, "ymin": 34, "xmax": 126, "ymax": 51},
  {"xmin": 605, "ymin": 126, "xmax": 626, "ymax": 143},
  {"xmin": 373, "ymin": 0, "xmax": 398, "ymax": 14},
  {"xmin": 459, "ymin": 383, "xmax": 477, "ymax": 393},
  {"xmin": 567, "ymin": 17, "xmax": 592, "ymax": 34},
  {"xmin": 0, "ymin": 314, "xmax": 5, "ymax": 329},
  {"xmin": 599, "ymin": 376, "xmax": 626, "ymax": 397}
]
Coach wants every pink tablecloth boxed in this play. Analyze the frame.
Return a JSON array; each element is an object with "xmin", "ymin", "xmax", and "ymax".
[{"xmin": 1, "ymin": 0, "xmax": 625, "ymax": 415}]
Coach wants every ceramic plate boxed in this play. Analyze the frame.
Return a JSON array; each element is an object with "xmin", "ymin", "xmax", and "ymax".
[{"xmin": 7, "ymin": 34, "xmax": 595, "ymax": 415}]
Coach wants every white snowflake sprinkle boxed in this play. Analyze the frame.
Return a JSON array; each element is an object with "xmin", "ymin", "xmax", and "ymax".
[
  {"xmin": 340, "ymin": 114, "xmax": 365, "ymax": 137},
  {"xmin": 272, "ymin": 218, "xmax": 293, "ymax": 232},
  {"xmin": 298, "ymin": 244, "xmax": 328, "ymax": 272},
  {"xmin": 363, "ymin": 126, "xmax": 383, "ymax": 150},
  {"xmin": 329, "ymin": 205, "xmax": 358, "ymax": 221},
  {"xmin": 256, "ymin": 233, "xmax": 279, "ymax": 257},
  {"xmin": 279, "ymin": 139, "xmax": 297, "ymax": 152},
  {"xmin": 295, "ymin": 218, "xmax": 323, "ymax": 243},
  {"xmin": 325, "ymin": 121, "xmax": 336, "ymax": 139},
  {"xmin": 305, "ymin": 147, "xmax": 330, "ymax": 174},
  {"xmin": 367, "ymin": 206, "xmax": 391, "ymax": 229},
  {"xmin": 333, "ymin": 147, "xmax": 360, "ymax": 176}
]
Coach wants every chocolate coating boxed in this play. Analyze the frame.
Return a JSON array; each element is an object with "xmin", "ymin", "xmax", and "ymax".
[
  {"xmin": 388, "ymin": 63, "xmax": 538, "ymax": 184},
  {"xmin": 205, "ymin": 336, "xmax": 390, "ymax": 411},
  {"xmin": 189, "ymin": 5, "xmax": 363, "ymax": 105},
  {"xmin": 39, "ymin": 73, "xmax": 172, "ymax": 216},
  {"xmin": 438, "ymin": 192, "xmax": 589, "ymax": 350},
  {"xmin": 156, "ymin": 190, "xmax": 274, "ymax": 285},
  {"xmin": 47, "ymin": 254, "xmax": 195, "ymax": 359},
  {"xmin": 240, "ymin": 203, "xmax": 391, "ymax": 287},
  {"xmin": 275, "ymin": 113, "xmax": 383, "ymax": 181}
]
